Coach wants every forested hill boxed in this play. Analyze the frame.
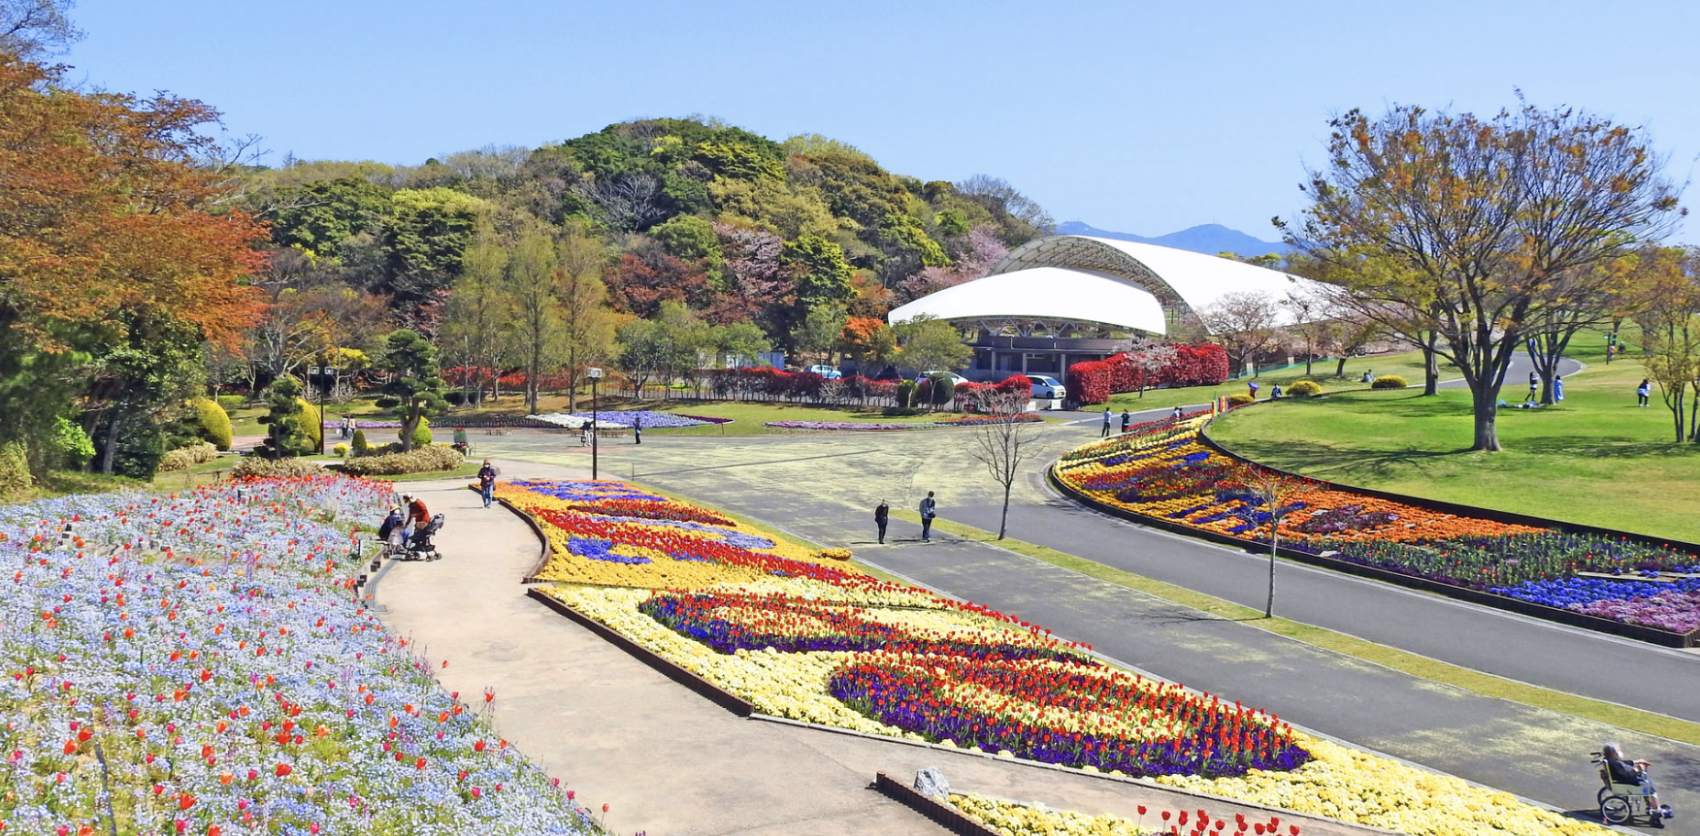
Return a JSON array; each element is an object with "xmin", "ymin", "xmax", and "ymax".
[{"xmin": 241, "ymin": 118, "xmax": 1055, "ymax": 352}]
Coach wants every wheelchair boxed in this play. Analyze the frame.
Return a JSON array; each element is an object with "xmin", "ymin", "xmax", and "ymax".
[{"xmin": 1593, "ymin": 753, "xmax": 1663, "ymax": 827}]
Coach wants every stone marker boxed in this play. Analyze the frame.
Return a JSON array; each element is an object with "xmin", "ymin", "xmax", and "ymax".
[{"xmin": 913, "ymin": 766, "xmax": 950, "ymax": 800}]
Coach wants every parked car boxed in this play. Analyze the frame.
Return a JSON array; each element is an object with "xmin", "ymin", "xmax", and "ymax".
[
  {"xmin": 1026, "ymin": 374, "xmax": 1066, "ymax": 399},
  {"xmin": 919, "ymin": 371, "xmax": 970, "ymax": 388},
  {"xmin": 804, "ymin": 364, "xmax": 842, "ymax": 380}
]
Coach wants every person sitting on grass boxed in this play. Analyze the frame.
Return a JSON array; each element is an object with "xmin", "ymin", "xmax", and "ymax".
[{"xmin": 1602, "ymin": 742, "xmax": 1671, "ymax": 821}]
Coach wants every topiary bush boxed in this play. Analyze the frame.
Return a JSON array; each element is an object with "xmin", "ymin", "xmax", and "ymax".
[
  {"xmin": 373, "ymin": 396, "xmax": 400, "ymax": 409},
  {"xmin": 296, "ymin": 398, "xmax": 323, "ymax": 453},
  {"xmin": 1287, "ymin": 380, "xmax": 1324, "ymax": 398},
  {"xmin": 158, "ymin": 441, "xmax": 219, "ymax": 473},
  {"xmin": 255, "ymin": 377, "xmax": 315, "ymax": 459},
  {"xmin": 0, "ymin": 441, "xmax": 29, "ymax": 497},
  {"xmin": 400, "ymin": 416, "xmax": 432, "ymax": 448},
  {"xmin": 339, "ymin": 445, "xmax": 462, "ymax": 477},
  {"xmin": 333, "ymin": 443, "xmax": 349, "ymax": 457},
  {"xmin": 231, "ymin": 456, "xmax": 323, "ymax": 479},
  {"xmin": 1227, "ymin": 393, "xmax": 1256, "ymax": 406},
  {"xmin": 215, "ymin": 394, "xmax": 246, "ymax": 411},
  {"xmin": 351, "ymin": 429, "xmax": 370, "ymax": 457},
  {"xmin": 1371, "ymin": 375, "xmax": 1409, "ymax": 390},
  {"xmin": 190, "ymin": 397, "xmax": 234, "ymax": 450},
  {"xmin": 895, "ymin": 380, "xmax": 918, "ymax": 409}
]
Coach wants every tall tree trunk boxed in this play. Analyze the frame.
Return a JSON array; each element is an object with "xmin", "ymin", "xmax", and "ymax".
[
  {"xmin": 998, "ymin": 482, "xmax": 1012, "ymax": 540},
  {"xmin": 100, "ymin": 411, "xmax": 122, "ymax": 475},
  {"xmin": 1471, "ymin": 386, "xmax": 1502, "ymax": 452},
  {"xmin": 1266, "ymin": 524, "xmax": 1278, "ymax": 618},
  {"xmin": 1335, "ymin": 356, "xmax": 1349, "ymax": 379},
  {"xmin": 1422, "ymin": 331, "xmax": 1440, "ymax": 396}
]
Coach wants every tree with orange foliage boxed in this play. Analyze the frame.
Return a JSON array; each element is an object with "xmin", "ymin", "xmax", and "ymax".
[{"xmin": 0, "ymin": 54, "xmax": 266, "ymax": 474}]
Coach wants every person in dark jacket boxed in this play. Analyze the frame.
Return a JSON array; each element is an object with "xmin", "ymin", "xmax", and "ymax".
[
  {"xmin": 377, "ymin": 507, "xmax": 402, "ymax": 543},
  {"xmin": 477, "ymin": 460, "xmax": 498, "ymax": 508},
  {"xmin": 918, "ymin": 492, "xmax": 937, "ymax": 542},
  {"xmin": 874, "ymin": 500, "xmax": 889, "ymax": 544},
  {"xmin": 1602, "ymin": 742, "xmax": 1670, "ymax": 820},
  {"xmin": 1119, "ymin": 409, "xmax": 1131, "ymax": 433}
]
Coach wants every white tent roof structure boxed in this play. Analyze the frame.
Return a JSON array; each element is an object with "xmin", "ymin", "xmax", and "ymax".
[
  {"xmin": 886, "ymin": 266, "xmax": 1167, "ymax": 335},
  {"xmin": 888, "ymin": 235, "xmax": 1316, "ymax": 336}
]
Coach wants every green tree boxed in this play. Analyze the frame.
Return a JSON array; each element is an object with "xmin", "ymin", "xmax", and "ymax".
[
  {"xmin": 650, "ymin": 214, "xmax": 724, "ymax": 277},
  {"xmin": 255, "ymin": 376, "xmax": 316, "ymax": 459},
  {"xmin": 504, "ymin": 226, "xmax": 562, "ymax": 415},
  {"xmin": 790, "ymin": 303, "xmax": 846, "ymax": 366},
  {"xmin": 713, "ymin": 321, "xmax": 770, "ymax": 367},
  {"xmin": 1284, "ymin": 102, "xmax": 1681, "ymax": 451},
  {"xmin": 378, "ymin": 329, "xmax": 449, "ymax": 452},
  {"xmin": 378, "ymin": 187, "xmax": 486, "ymax": 333},
  {"xmin": 893, "ymin": 315, "xmax": 972, "ymax": 376},
  {"xmin": 556, "ymin": 222, "xmax": 618, "ymax": 411},
  {"xmin": 617, "ymin": 301, "xmax": 709, "ymax": 393}
]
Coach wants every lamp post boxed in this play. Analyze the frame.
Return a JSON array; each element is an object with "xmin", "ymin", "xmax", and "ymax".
[{"xmin": 586, "ymin": 367, "xmax": 603, "ymax": 480}]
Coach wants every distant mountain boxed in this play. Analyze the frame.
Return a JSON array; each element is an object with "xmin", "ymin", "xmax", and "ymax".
[{"xmin": 1054, "ymin": 221, "xmax": 1289, "ymax": 259}]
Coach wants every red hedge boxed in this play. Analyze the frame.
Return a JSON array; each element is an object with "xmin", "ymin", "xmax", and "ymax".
[{"xmin": 1066, "ymin": 344, "xmax": 1230, "ymax": 405}]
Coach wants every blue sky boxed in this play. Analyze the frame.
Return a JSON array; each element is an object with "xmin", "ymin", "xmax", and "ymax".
[{"xmin": 66, "ymin": 0, "xmax": 1698, "ymax": 243}]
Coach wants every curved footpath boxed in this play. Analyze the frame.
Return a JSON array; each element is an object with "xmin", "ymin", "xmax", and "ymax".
[
  {"xmin": 480, "ymin": 427, "xmax": 1697, "ymax": 830},
  {"xmin": 373, "ymin": 468, "xmax": 1375, "ymax": 836}
]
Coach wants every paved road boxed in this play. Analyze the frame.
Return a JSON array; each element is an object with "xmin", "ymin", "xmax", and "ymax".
[{"xmin": 479, "ymin": 433, "xmax": 1697, "ymax": 827}]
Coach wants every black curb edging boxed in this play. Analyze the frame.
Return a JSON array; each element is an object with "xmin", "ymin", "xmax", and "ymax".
[
  {"xmin": 492, "ymin": 496, "xmax": 553, "ymax": 583},
  {"xmin": 874, "ymin": 772, "xmax": 1000, "ymax": 836},
  {"xmin": 524, "ymin": 588, "xmax": 756, "ymax": 717},
  {"xmin": 1046, "ymin": 458, "xmax": 1697, "ymax": 648}
]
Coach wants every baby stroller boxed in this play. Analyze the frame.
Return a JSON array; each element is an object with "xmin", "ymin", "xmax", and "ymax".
[
  {"xmin": 404, "ymin": 513, "xmax": 445, "ymax": 562},
  {"xmin": 1593, "ymin": 752, "xmax": 1663, "ymax": 827}
]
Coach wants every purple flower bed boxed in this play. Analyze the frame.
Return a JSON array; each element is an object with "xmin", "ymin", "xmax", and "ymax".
[
  {"xmin": 322, "ymin": 419, "xmax": 402, "ymax": 429},
  {"xmin": 567, "ymin": 411, "xmax": 711, "ymax": 428},
  {"xmin": 1572, "ymin": 590, "xmax": 1700, "ymax": 633},
  {"xmin": 765, "ymin": 420, "xmax": 924, "ymax": 431}
]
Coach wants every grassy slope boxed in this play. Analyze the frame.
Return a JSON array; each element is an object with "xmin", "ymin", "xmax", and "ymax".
[
  {"xmin": 1209, "ymin": 338, "xmax": 1700, "ymax": 542},
  {"xmin": 1103, "ymin": 348, "xmax": 1449, "ymax": 412}
]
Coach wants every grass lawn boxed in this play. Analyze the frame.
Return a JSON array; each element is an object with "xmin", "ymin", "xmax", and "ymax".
[
  {"xmin": 1103, "ymin": 348, "xmax": 1453, "ymax": 412},
  {"xmin": 1208, "ymin": 340, "xmax": 1700, "ymax": 542}
]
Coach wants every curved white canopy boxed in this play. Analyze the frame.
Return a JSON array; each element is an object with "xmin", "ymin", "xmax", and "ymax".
[
  {"xmin": 887, "ymin": 266, "xmax": 1167, "ymax": 334},
  {"xmin": 989, "ymin": 236, "xmax": 1312, "ymax": 326}
]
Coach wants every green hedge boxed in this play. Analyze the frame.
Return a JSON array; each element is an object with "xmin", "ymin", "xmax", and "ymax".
[
  {"xmin": 340, "ymin": 445, "xmax": 462, "ymax": 477},
  {"xmin": 231, "ymin": 457, "xmax": 323, "ymax": 479},
  {"xmin": 215, "ymin": 394, "xmax": 246, "ymax": 411}
]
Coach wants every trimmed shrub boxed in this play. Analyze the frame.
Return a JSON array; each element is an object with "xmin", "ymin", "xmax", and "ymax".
[
  {"xmin": 50, "ymin": 416, "xmax": 95, "ymax": 470},
  {"xmin": 1287, "ymin": 380, "xmax": 1323, "ymax": 398},
  {"xmin": 1227, "ymin": 393, "xmax": 1256, "ymax": 406},
  {"xmin": 373, "ymin": 396, "xmax": 400, "ymax": 409},
  {"xmin": 215, "ymin": 394, "xmax": 246, "ymax": 411},
  {"xmin": 351, "ymin": 429, "xmax": 370, "ymax": 457},
  {"xmin": 895, "ymin": 379, "xmax": 918, "ymax": 409},
  {"xmin": 400, "ymin": 416, "xmax": 432, "ymax": 448},
  {"xmin": 296, "ymin": 398, "xmax": 323, "ymax": 453},
  {"xmin": 1371, "ymin": 375, "xmax": 1409, "ymax": 390},
  {"xmin": 190, "ymin": 397, "xmax": 234, "ymax": 450},
  {"xmin": 333, "ymin": 443, "xmax": 349, "ymax": 457},
  {"xmin": 881, "ymin": 406, "xmax": 927, "ymax": 417},
  {"xmin": 256, "ymin": 378, "xmax": 315, "ymax": 459},
  {"xmin": 1065, "ymin": 360, "xmax": 1113, "ymax": 405},
  {"xmin": 340, "ymin": 445, "xmax": 463, "ymax": 477},
  {"xmin": 158, "ymin": 441, "xmax": 218, "ymax": 473},
  {"xmin": 231, "ymin": 456, "xmax": 323, "ymax": 479},
  {"xmin": 0, "ymin": 441, "xmax": 29, "ymax": 497}
]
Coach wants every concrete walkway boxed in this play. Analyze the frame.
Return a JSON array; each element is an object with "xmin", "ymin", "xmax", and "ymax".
[
  {"xmin": 476, "ymin": 435, "xmax": 1697, "ymax": 830},
  {"xmin": 373, "ymin": 467, "xmax": 1376, "ymax": 836}
]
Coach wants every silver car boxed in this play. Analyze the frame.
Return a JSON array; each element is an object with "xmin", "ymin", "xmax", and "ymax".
[{"xmin": 1026, "ymin": 374, "xmax": 1066, "ymax": 399}]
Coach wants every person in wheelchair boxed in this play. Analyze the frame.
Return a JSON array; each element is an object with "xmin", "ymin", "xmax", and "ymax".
[{"xmin": 1602, "ymin": 741, "xmax": 1671, "ymax": 821}]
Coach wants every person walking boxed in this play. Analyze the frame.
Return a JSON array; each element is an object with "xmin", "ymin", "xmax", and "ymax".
[
  {"xmin": 1524, "ymin": 371, "xmax": 1539, "ymax": 403},
  {"xmin": 1637, "ymin": 378, "xmax": 1651, "ymax": 407},
  {"xmin": 918, "ymin": 491, "xmax": 937, "ymax": 542},
  {"xmin": 633, "ymin": 417, "xmax": 643, "ymax": 445},
  {"xmin": 477, "ymin": 460, "xmax": 498, "ymax": 508},
  {"xmin": 1248, "ymin": 381, "xmax": 1260, "ymax": 399},
  {"xmin": 580, "ymin": 425, "xmax": 590, "ymax": 447},
  {"xmin": 1171, "ymin": 405, "xmax": 1183, "ymax": 420},
  {"xmin": 1100, "ymin": 407, "xmax": 1112, "ymax": 437},
  {"xmin": 874, "ymin": 500, "xmax": 889, "ymax": 544},
  {"xmin": 1119, "ymin": 409, "xmax": 1131, "ymax": 434}
]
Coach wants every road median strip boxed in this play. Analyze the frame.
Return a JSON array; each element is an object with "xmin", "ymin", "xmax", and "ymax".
[{"xmin": 890, "ymin": 509, "xmax": 1700, "ymax": 747}]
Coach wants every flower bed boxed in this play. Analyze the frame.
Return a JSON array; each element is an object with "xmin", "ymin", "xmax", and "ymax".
[
  {"xmin": 764, "ymin": 415, "xmax": 1044, "ymax": 431},
  {"xmin": 1054, "ymin": 417, "xmax": 1700, "ymax": 642},
  {"xmin": 0, "ymin": 477, "xmax": 598, "ymax": 835},
  {"xmin": 948, "ymin": 794, "xmax": 1300, "ymax": 836},
  {"xmin": 322, "ymin": 419, "xmax": 403, "ymax": 429},
  {"xmin": 567, "ymin": 411, "xmax": 727, "ymax": 428},
  {"xmin": 501, "ymin": 478, "xmax": 1613, "ymax": 836}
]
